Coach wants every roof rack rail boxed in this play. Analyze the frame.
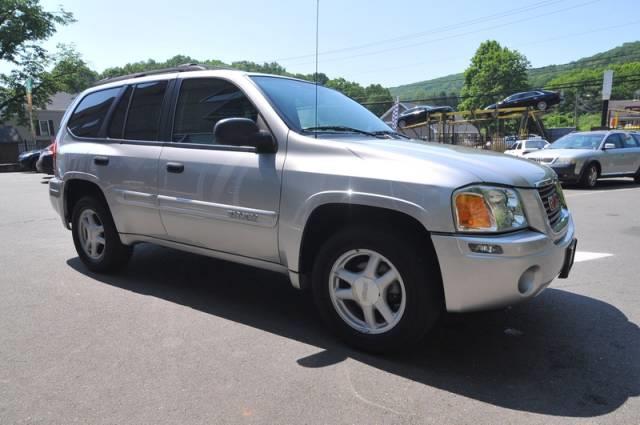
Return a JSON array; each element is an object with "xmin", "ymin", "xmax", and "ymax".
[{"xmin": 91, "ymin": 63, "xmax": 233, "ymax": 87}]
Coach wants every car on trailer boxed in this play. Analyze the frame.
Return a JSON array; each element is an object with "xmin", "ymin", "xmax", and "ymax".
[
  {"xmin": 485, "ymin": 90, "xmax": 561, "ymax": 111},
  {"xmin": 397, "ymin": 105, "xmax": 454, "ymax": 128}
]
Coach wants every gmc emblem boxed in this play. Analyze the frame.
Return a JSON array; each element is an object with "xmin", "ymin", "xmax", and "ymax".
[{"xmin": 548, "ymin": 193, "xmax": 561, "ymax": 211}]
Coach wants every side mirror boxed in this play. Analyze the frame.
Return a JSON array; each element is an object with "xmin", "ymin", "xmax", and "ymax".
[
  {"xmin": 603, "ymin": 143, "xmax": 616, "ymax": 150},
  {"xmin": 213, "ymin": 118, "xmax": 277, "ymax": 153}
]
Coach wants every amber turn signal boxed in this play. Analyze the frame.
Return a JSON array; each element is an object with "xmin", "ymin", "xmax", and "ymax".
[{"xmin": 455, "ymin": 193, "xmax": 494, "ymax": 230}]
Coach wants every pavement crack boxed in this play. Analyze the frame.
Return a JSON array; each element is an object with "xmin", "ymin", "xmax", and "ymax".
[{"xmin": 342, "ymin": 362, "xmax": 406, "ymax": 417}]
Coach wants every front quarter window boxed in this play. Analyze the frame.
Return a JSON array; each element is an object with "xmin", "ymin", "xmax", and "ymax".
[{"xmin": 250, "ymin": 76, "xmax": 392, "ymax": 134}]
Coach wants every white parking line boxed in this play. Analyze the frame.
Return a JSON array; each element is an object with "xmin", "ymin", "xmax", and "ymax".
[
  {"xmin": 565, "ymin": 187, "xmax": 639, "ymax": 198},
  {"xmin": 574, "ymin": 251, "xmax": 613, "ymax": 263}
]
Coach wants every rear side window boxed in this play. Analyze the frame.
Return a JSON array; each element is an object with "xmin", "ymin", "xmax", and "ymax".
[
  {"xmin": 107, "ymin": 86, "xmax": 133, "ymax": 139},
  {"xmin": 172, "ymin": 78, "xmax": 258, "ymax": 144},
  {"xmin": 124, "ymin": 81, "xmax": 168, "ymax": 141},
  {"xmin": 621, "ymin": 133, "xmax": 639, "ymax": 148},
  {"xmin": 67, "ymin": 87, "xmax": 120, "ymax": 138}
]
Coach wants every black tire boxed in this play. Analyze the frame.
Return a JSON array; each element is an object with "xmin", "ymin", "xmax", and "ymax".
[
  {"xmin": 71, "ymin": 196, "xmax": 132, "ymax": 273},
  {"xmin": 579, "ymin": 163, "xmax": 599, "ymax": 188},
  {"xmin": 536, "ymin": 101, "xmax": 548, "ymax": 111},
  {"xmin": 634, "ymin": 171, "xmax": 640, "ymax": 184},
  {"xmin": 311, "ymin": 226, "xmax": 442, "ymax": 353},
  {"xmin": 29, "ymin": 157, "xmax": 38, "ymax": 171}
]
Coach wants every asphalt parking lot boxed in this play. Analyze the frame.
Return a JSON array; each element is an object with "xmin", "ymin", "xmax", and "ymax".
[{"xmin": 1, "ymin": 172, "xmax": 639, "ymax": 424}]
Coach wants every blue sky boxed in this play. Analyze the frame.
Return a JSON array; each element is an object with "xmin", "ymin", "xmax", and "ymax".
[{"xmin": 38, "ymin": 0, "xmax": 639, "ymax": 87}]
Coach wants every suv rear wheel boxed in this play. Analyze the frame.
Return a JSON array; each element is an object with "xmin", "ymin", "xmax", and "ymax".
[
  {"xmin": 71, "ymin": 196, "xmax": 131, "ymax": 273},
  {"xmin": 311, "ymin": 226, "xmax": 442, "ymax": 353}
]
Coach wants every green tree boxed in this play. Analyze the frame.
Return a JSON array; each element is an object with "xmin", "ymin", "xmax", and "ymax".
[
  {"xmin": 0, "ymin": 0, "xmax": 75, "ymax": 123},
  {"xmin": 363, "ymin": 83, "xmax": 392, "ymax": 115},
  {"xmin": 325, "ymin": 77, "xmax": 366, "ymax": 101},
  {"xmin": 50, "ymin": 44, "xmax": 98, "ymax": 92},
  {"xmin": 458, "ymin": 40, "xmax": 530, "ymax": 111}
]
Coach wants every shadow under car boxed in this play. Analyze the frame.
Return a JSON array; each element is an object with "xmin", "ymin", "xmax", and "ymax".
[{"xmin": 67, "ymin": 243, "xmax": 640, "ymax": 418}]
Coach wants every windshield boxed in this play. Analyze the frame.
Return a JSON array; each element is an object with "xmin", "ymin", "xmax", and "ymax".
[
  {"xmin": 526, "ymin": 140, "xmax": 547, "ymax": 149},
  {"xmin": 250, "ymin": 76, "xmax": 392, "ymax": 134},
  {"xmin": 549, "ymin": 133, "xmax": 604, "ymax": 149}
]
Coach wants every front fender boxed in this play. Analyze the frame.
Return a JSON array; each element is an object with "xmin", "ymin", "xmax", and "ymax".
[{"xmin": 278, "ymin": 190, "xmax": 433, "ymax": 272}]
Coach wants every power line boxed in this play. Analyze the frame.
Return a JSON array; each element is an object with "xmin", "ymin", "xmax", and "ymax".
[
  {"xmin": 355, "ymin": 20, "xmax": 640, "ymax": 78},
  {"xmin": 273, "ymin": 0, "xmax": 565, "ymax": 62},
  {"xmin": 282, "ymin": 0, "xmax": 601, "ymax": 68}
]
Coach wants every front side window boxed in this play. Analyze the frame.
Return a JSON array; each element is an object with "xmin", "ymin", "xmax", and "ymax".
[
  {"xmin": 172, "ymin": 78, "xmax": 258, "ymax": 145},
  {"xmin": 67, "ymin": 87, "xmax": 120, "ymax": 138},
  {"xmin": 124, "ymin": 81, "xmax": 168, "ymax": 141},
  {"xmin": 605, "ymin": 134, "xmax": 624, "ymax": 149},
  {"xmin": 251, "ymin": 76, "xmax": 391, "ymax": 134}
]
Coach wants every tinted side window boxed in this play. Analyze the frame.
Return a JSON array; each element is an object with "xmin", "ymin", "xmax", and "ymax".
[
  {"xmin": 67, "ymin": 87, "xmax": 120, "ymax": 138},
  {"xmin": 621, "ymin": 133, "xmax": 639, "ymax": 148},
  {"xmin": 606, "ymin": 134, "xmax": 624, "ymax": 148},
  {"xmin": 172, "ymin": 78, "xmax": 258, "ymax": 145},
  {"xmin": 124, "ymin": 81, "xmax": 168, "ymax": 141},
  {"xmin": 107, "ymin": 86, "xmax": 133, "ymax": 139}
]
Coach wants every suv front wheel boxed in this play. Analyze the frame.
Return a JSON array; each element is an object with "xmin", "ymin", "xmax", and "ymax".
[
  {"xmin": 311, "ymin": 226, "xmax": 442, "ymax": 353},
  {"xmin": 71, "ymin": 196, "xmax": 132, "ymax": 273}
]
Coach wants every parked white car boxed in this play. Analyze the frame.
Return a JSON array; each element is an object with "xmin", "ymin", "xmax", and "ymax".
[{"xmin": 504, "ymin": 139, "xmax": 549, "ymax": 157}]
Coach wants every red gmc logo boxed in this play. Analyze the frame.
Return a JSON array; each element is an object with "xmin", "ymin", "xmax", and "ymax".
[{"xmin": 548, "ymin": 193, "xmax": 561, "ymax": 211}]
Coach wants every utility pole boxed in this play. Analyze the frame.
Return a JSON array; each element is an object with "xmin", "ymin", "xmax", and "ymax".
[
  {"xmin": 26, "ymin": 77, "xmax": 36, "ymax": 151},
  {"xmin": 574, "ymin": 89, "xmax": 579, "ymax": 129},
  {"xmin": 601, "ymin": 70, "xmax": 613, "ymax": 128}
]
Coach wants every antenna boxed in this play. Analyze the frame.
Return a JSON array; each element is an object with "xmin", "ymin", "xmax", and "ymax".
[{"xmin": 314, "ymin": 0, "xmax": 320, "ymax": 137}]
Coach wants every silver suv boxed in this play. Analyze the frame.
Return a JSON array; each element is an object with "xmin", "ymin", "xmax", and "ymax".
[
  {"xmin": 526, "ymin": 131, "xmax": 640, "ymax": 188},
  {"xmin": 49, "ymin": 66, "xmax": 577, "ymax": 352}
]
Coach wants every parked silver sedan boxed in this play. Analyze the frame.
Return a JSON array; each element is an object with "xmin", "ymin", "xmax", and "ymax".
[{"xmin": 526, "ymin": 131, "xmax": 640, "ymax": 188}]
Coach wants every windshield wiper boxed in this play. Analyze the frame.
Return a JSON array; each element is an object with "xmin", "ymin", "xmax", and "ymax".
[
  {"xmin": 371, "ymin": 130, "xmax": 409, "ymax": 139},
  {"xmin": 302, "ymin": 126, "xmax": 381, "ymax": 138}
]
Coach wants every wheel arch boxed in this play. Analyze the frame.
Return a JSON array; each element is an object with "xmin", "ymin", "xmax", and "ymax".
[
  {"xmin": 63, "ymin": 177, "xmax": 109, "ymax": 225},
  {"xmin": 296, "ymin": 201, "xmax": 441, "ymax": 291}
]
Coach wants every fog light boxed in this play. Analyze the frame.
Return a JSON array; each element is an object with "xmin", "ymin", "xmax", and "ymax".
[{"xmin": 468, "ymin": 243, "xmax": 503, "ymax": 254}]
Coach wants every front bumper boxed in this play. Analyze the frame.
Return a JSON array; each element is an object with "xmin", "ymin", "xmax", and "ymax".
[
  {"xmin": 432, "ymin": 216, "xmax": 575, "ymax": 313},
  {"xmin": 549, "ymin": 164, "xmax": 580, "ymax": 182}
]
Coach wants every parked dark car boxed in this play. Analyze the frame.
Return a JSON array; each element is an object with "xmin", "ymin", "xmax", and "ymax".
[
  {"xmin": 485, "ymin": 90, "xmax": 561, "ymax": 111},
  {"xmin": 36, "ymin": 144, "xmax": 54, "ymax": 174},
  {"xmin": 397, "ymin": 105, "xmax": 454, "ymax": 128},
  {"xmin": 17, "ymin": 149, "xmax": 42, "ymax": 171}
]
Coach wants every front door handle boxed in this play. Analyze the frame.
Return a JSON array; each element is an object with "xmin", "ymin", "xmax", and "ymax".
[
  {"xmin": 94, "ymin": 156, "xmax": 109, "ymax": 166},
  {"xmin": 166, "ymin": 162, "xmax": 184, "ymax": 173}
]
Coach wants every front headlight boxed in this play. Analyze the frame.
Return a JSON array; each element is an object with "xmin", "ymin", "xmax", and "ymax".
[
  {"xmin": 453, "ymin": 185, "xmax": 528, "ymax": 232},
  {"xmin": 553, "ymin": 157, "xmax": 576, "ymax": 166}
]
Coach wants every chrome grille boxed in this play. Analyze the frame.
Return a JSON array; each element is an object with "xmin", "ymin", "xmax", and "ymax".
[
  {"xmin": 537, "ymin": 183, "xmax": 563, "ymax": 228},
  {"xmin": 531, "ymin": 157, "xmax": 554, "ymax": 164}
]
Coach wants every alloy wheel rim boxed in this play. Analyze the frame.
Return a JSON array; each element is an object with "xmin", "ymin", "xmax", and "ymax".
[
  {"xmin": 78, "ymin": 209, "xmax": 106, "ymax": 260},
  {"xmin": 329, "ymin": 249, "xmax": 406, "ymax": 334},
  {"xmin": 589, "ymin": 167, "xmax": 598, "ymax": 186}
]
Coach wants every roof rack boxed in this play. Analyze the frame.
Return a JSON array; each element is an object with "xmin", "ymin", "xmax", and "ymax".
[{"xmin": 91, "ymin": 63, "xmax": 233, "ymax": 87}]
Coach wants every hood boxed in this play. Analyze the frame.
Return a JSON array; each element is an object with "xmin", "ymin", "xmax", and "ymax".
[
  {"xmin": 526, "ymin": 148, "xmax": 594, "ymax": 159},
  {"xmin": 342, "ymin": 137, "xmax": 554, "ymax": 188}
]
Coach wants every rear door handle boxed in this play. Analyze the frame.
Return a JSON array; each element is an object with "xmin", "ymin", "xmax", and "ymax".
[
  {"xmin": 94, "ymin": 156, "xmax": 109, "ymax": 166},
  {"xmin": 166, "ymin": 162, "xmax": 184, "ymax": 173}
]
